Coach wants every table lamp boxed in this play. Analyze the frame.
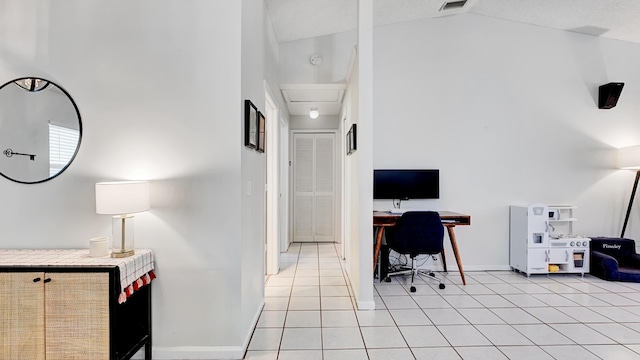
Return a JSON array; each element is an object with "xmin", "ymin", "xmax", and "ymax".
[
  {"xmin": 618, "ymin": 145, "xmax": 640, "ymax": 237},
  {"xmin": 95, "ymin": 181, "xmax": 150, "ymax": 258}
]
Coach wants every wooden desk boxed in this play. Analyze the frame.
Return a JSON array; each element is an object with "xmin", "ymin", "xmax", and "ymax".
[{"xmin": 373, "ymin": 211, "xmax": 471, "ymax": 285}]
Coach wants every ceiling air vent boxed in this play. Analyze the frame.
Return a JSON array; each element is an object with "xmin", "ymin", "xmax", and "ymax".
[{"xmin": 440, "ymin": 0, "xmax": 467, "ymax": 11}]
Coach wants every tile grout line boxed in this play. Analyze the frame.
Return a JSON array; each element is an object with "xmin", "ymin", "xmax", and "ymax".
[{"xmin": 278, "ymin": 242, "xmax": 301, "ymax": 358}]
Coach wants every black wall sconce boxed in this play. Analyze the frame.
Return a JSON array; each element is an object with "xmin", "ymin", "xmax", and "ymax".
[{"xmin": 599, "ymin": 82, "xmax": 624, "ymax": 109}]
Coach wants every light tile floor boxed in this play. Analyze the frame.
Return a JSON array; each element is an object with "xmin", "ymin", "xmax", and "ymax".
[{"xmin": 245, "ymin": 243, "xmax": 640, "ymax": 359}]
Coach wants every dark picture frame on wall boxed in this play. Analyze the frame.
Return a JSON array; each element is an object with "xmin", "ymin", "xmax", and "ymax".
[
  {"xmin": 257, "ymin": 111, "xmax": 266, "ymax": 153},
  {"xmin": 244, "ymin": 100, "xmax": 258, "ymax": 149},
  {"xmin": 347, "ymin": 123, "xmax": 357, "ymax": 155}
]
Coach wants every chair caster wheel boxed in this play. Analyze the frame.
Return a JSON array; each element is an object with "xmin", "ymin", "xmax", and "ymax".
[
  {"xmin": 385, "ymin": 277, "xmax": 391, "ymax": 283},
  {"xmin": 410, "ymin": 286, "xmax": 416, "ymax": 292},
  {"xmin": 439, "ymin": 283, "xmax": 445, "ymax": 289},
  {"xmin": 429, "ymin": 272, "xmax": 435, "ymax": 277}
]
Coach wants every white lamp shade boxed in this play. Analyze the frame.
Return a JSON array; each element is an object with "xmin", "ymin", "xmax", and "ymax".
[
  {"xmin": 95, "ymin": 181, "xmax": 150, "ymax": 215},
  {"xmin": 618, "ymin": 145, "xmax": 640, "ymax": 169}
]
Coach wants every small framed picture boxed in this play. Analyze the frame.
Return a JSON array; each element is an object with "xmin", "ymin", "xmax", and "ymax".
[
  {"xmin": 257, "ymin": 111, "xmax": 266, "ymax": 153},
  {"xmin": 346, "ymin": 131, "xmax": 351, "ymax": 155},
  {"xmin": 244, "ymin": 100, "xmax": 258, "ymax": 149},
  {"xmin": 347, "ymin": 123, "xmax": 357, "ymax": 155}
]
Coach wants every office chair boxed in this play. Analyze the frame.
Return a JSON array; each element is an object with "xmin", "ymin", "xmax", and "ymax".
[{"xmin": 384, "ymin": 211, "xmax": 446, "ymax": 292}]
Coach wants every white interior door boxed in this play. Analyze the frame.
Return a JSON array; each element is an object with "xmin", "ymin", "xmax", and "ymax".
[{"xmin": 293, "ymin": 133, "xmax": 335, "ymax": 242}]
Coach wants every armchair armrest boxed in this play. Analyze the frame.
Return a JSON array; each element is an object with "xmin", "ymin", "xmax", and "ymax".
[
  {"xmin": 629, "ymin": 253, "xmax": 640, "ymax": 267},
  {"xmin": 591, "ymin": 250, "xmax": 618, "ymax": 266},
  {"xmin": 591, "ymin": 251, "xmax": 619, "ymax": 280}
]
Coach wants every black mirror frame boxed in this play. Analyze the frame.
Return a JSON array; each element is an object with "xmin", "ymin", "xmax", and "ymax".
[{"xmin": 0, "ymin": 77, "xmax": 83, "ymax": 184}]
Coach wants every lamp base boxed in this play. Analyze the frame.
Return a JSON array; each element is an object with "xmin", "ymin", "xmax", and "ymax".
[
  {"xmin": 111, "ymin": 249, "xmax": 135, "ymax": 258},
  {"xmin": 112, "ymin": 214, "xmax": 135, "ymax": 258}
]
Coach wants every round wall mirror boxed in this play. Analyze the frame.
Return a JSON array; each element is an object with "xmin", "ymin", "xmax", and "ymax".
[{"xmin": 0, "ymin": 77, "xmax": 82, "ymax": 184}]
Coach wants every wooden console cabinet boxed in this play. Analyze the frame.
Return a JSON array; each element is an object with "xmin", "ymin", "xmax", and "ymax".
[{"xmin": 0, "ymin": 251, "xmax": 152, "ymax": 360}]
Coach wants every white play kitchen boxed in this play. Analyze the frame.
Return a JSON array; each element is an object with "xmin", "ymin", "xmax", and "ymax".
[{"xmin": 510, "ymin": 203, "xmax": 590, "ymax": 277}]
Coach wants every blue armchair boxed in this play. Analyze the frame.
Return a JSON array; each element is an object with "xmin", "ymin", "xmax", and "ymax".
[{"xmin": 590, "ymin": 237, "xmax": 640, "ymax": 282}]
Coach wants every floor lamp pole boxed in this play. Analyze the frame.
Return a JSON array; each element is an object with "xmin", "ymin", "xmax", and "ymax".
[{"xmin": 621, "ymin": 169, "xmax": 640, "ymax": 238}]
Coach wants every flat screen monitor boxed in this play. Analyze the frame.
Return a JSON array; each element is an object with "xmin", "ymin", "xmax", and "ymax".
[{"xmin": 373, "ymin": 169, "xmax": 439, "ymax": 200}]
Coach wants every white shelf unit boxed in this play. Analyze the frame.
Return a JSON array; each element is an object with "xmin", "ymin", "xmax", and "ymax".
[
  {"xmin": 548, "ymin": 205, "xmax": 578, "ymax": 238},
  {"xmin": 510, "ymin": 204, "xmax": 590, "ymax": 277}
]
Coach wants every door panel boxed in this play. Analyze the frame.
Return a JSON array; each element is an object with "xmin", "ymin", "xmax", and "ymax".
[
  {"xmin": 293, "ymin": 134, "xmax": 314, "ymax": 242},
  {"xmin": 45, "ymin": 272, "xmax": 109, "ymax": 360},
  {"xmin": 0, "ymin": 272, "xmax": 45, "ymax": 360},
  {"xmin": 315, "ymin": 195, "xmax": 334, "ymax": 240},
  {"xmin": 294, "ymin": 195, "xmax": 314, "ymax": 240},
  {"xmin": 527, "ymin": 249, "xmax": 549, "ymax": 274},
  {"xmin": 549, "ymin": 249, "xmax": 569, "ymax": 264}
]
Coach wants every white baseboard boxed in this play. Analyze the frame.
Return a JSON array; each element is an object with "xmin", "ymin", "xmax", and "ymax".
[
  {"xmin": 416, "ymin": 264, "xmax": 512, "ymax": 272},
  {"xmin": 462, "ymin": 265, "xmax": 512, "ymax": 271},
  {"xmin": 242, "ymin": 299, "xmax": 265, "ymax": 352},
  {"xmin": 356, "ymin": 300, "xmax": 376, "ymax": 310},
  {"xmin": 133, "ymin": 299, "xmax": 265, "ymax": 360},
  {"xmin": 132, "ymin": 346, "xmax": 244, "ymax": 359}
]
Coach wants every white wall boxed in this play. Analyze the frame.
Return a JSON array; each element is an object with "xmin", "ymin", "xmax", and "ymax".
[
  {"xmin": 342, "ymin": 60, "xmax": 363, "ymax": 302},
  {"xmin": 240, "ymin": 0, "xmax": 269, "ymax": 354},
  {"xmin": 354, "ymin": 0, "xmax": 375, "ymax": 310},
  {"xmin": 262, "ymin": 0, "xmax": 292, "ymax": 258},
  {"xmin": 0, "ymin": 1, "xmax": 275, "ymax": 358},
  {"xmin": 373, "ymin": 13, "xmax": 640, "ymax": 269}
]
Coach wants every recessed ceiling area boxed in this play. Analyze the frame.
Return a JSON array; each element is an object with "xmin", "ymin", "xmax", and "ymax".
[{"xmin": 281, "ymin": 84, "xmax": 347, "ymax": 117}]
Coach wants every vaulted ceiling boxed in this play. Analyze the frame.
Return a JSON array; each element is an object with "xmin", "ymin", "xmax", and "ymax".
[
  {"xmin": 266, "ymin": 0, "xmax": 640, "ymax": 44},
  {"xmin": 267, "ymin": 0, "xmax": 640, "ymax": 117}
]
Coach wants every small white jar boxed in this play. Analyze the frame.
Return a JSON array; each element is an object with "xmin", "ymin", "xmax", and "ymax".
[{"xmin": 89, "ymin": 237, "xmax": 109, "ymax": 257}]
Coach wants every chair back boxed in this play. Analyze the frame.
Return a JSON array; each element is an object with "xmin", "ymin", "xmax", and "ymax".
[
  {"xmin": 590, "ymin": 237, "xmax": 637, "ymax": 265},
  {"xmin": 385, "ymin": 211, "xmax": 444, "ymax": 257}
]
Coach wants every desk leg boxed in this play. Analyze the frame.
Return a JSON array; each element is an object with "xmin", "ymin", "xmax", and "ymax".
[
  {"xmin": 373, "ymin": 227, "xmax": 385, "ymax": 275},
  {"xmin": 446, "ymin": 225, "xmax": 466, "ymax": 285}
]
